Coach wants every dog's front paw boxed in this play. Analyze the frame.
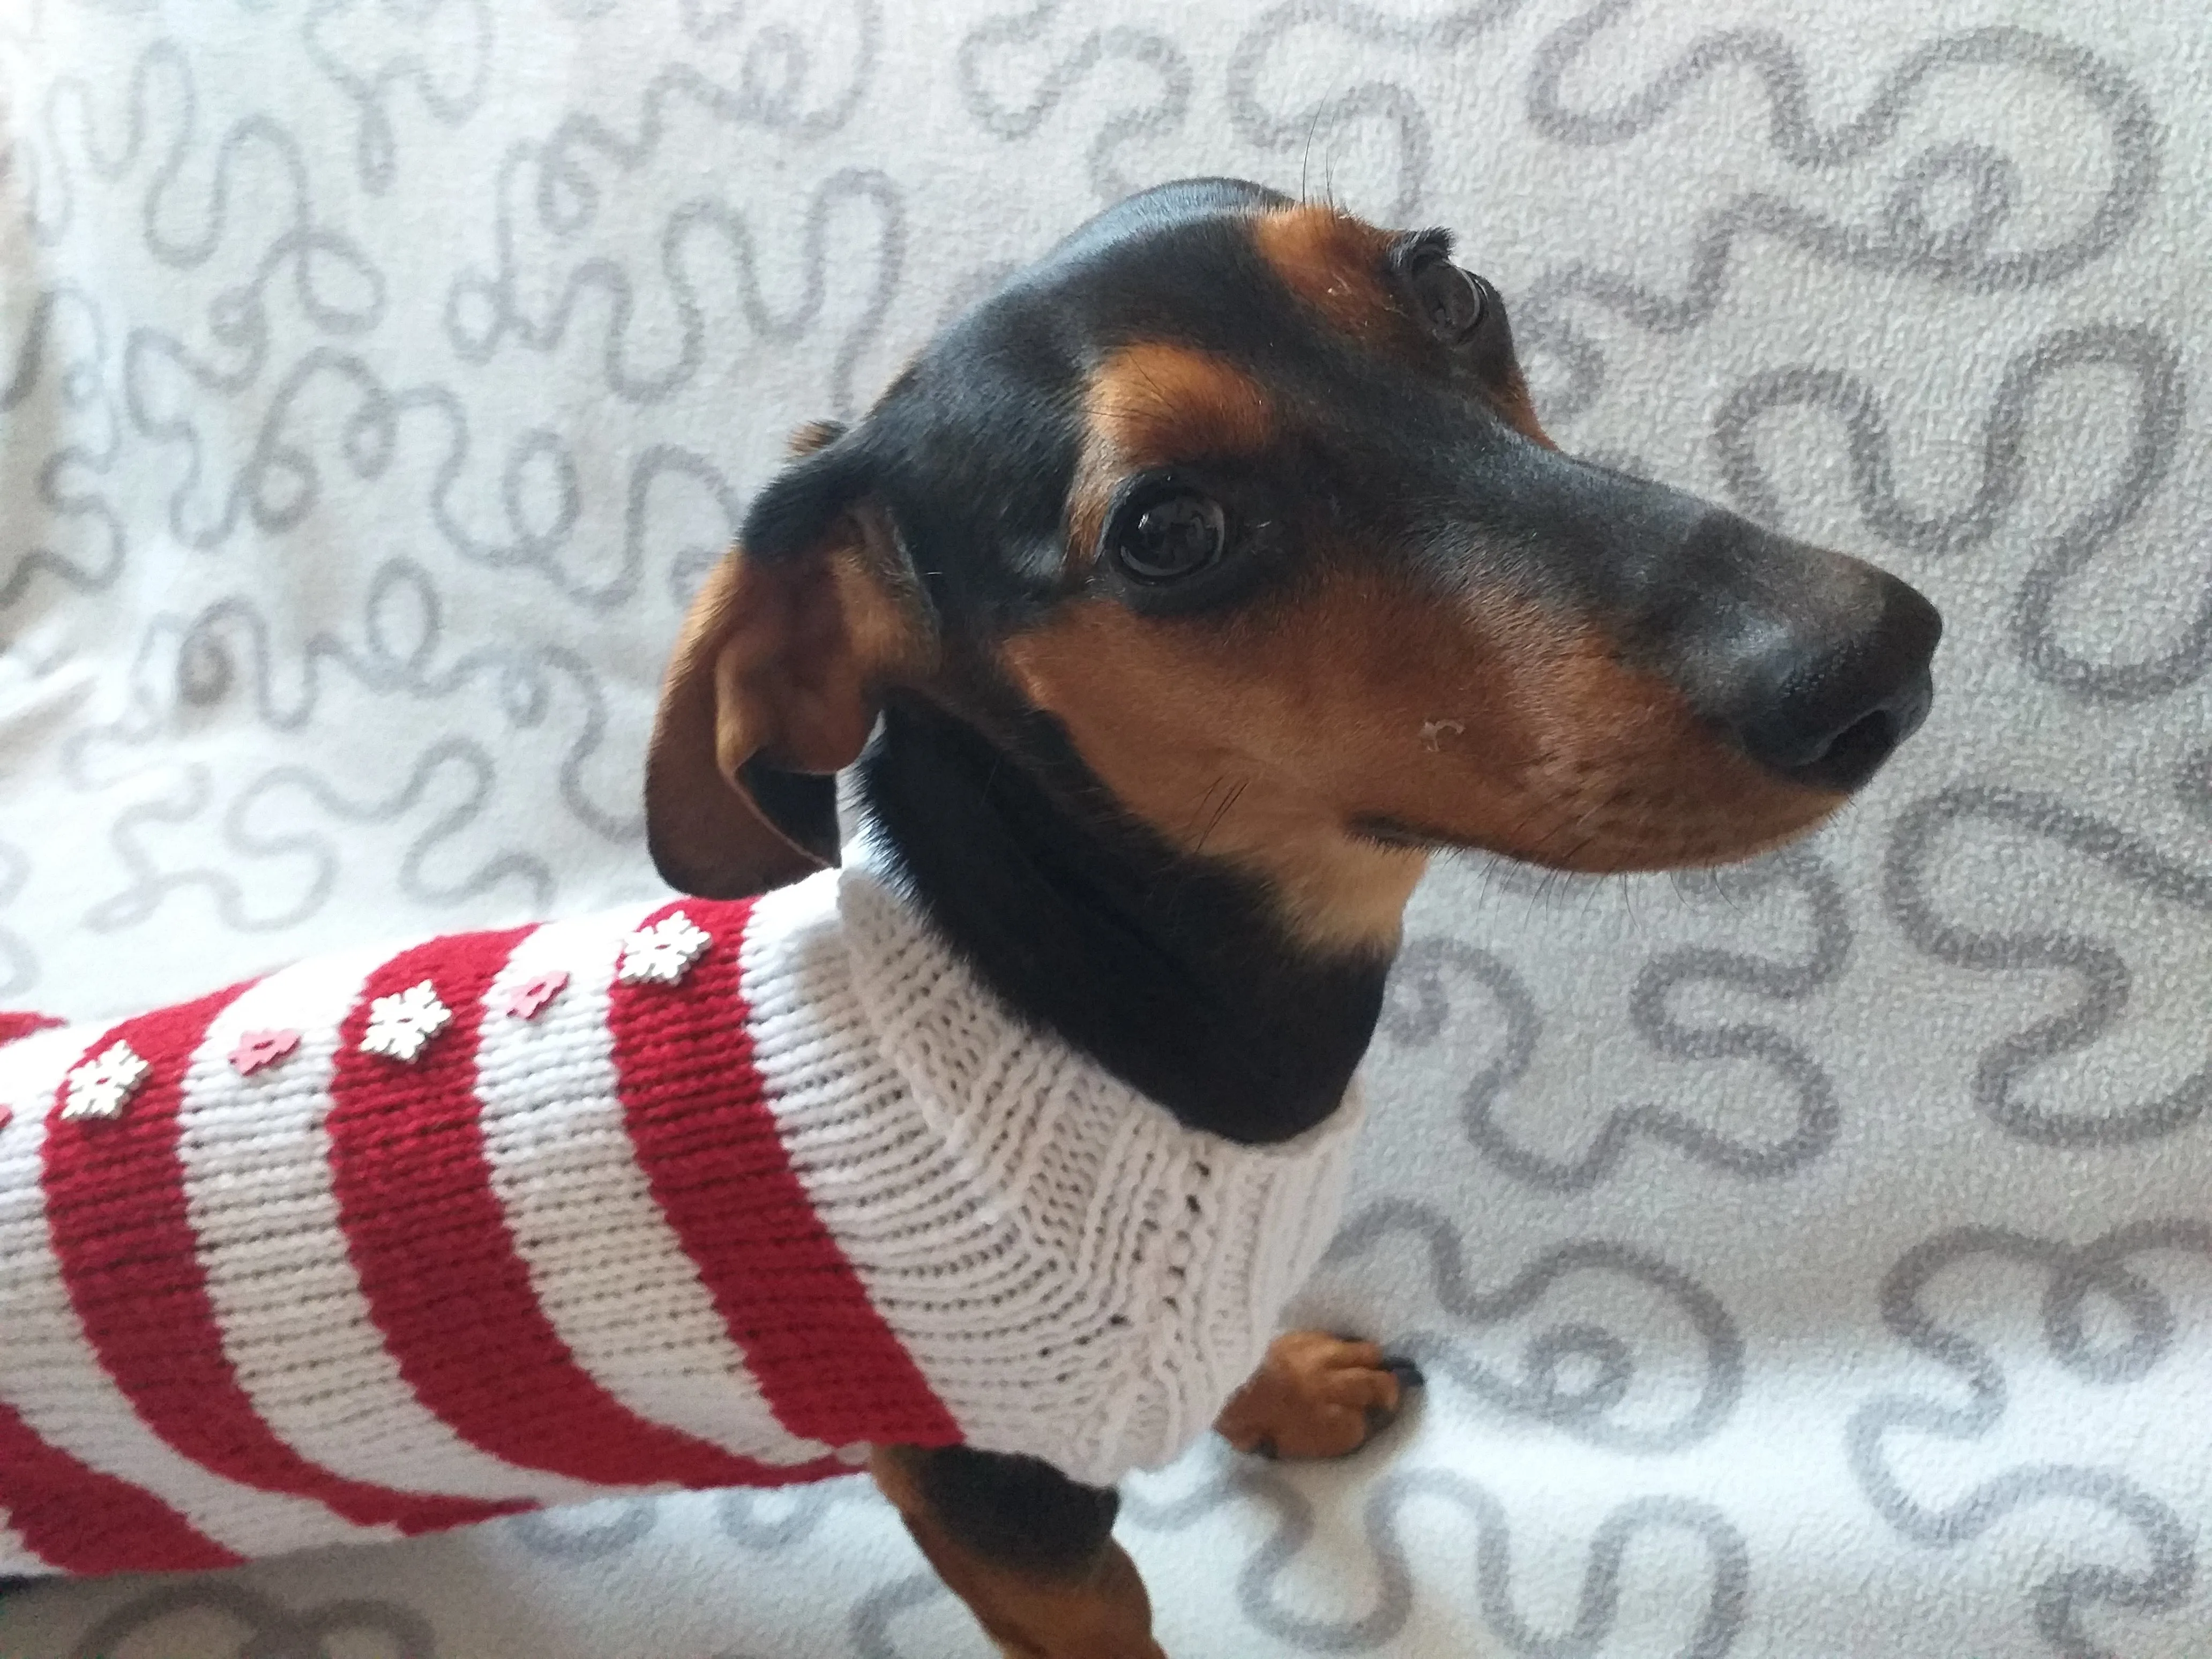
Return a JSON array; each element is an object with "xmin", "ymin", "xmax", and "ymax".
[{"xmin": 1214, "ymin": 1331, "xmax": 1422, "ymax": 1461}]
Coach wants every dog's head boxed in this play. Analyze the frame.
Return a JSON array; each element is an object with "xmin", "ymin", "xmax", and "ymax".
[{"xmin": 647, "ymin": 178, "xmax": 1940, "ymax": 953}]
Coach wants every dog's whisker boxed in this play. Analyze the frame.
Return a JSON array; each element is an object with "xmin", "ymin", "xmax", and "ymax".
[{"xmin": 1200, "ymin": 779, "xmax": 1249, "ymax": 857}]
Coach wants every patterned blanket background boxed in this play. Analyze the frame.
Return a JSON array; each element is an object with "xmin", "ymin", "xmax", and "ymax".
[{"xmin": 3, "ymin": 2, "xmax": 2209, "ymax": 1655}]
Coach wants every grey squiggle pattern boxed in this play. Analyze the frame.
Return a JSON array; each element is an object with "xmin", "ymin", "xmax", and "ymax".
[
  {"xmin": 679, "ymin": 1, "xmax": 746, "ymax": 42},
  {"xmin": 1242, "ymin": 1472, "xmax": 1747, "ymax": 1655},
  {"xmin": 84, "ymin": 736, "xmax": 556, "ymax": 934},
  {"xmin": 9, "ymin": 38, "xmax": 179, "ymax": 248},
  {"xmin": 121, "ymin": 342, "xmax": 742, "ymax": 617},
  {"xmin": 1224, "ymin": 1, "xmax": 1531, "ymax": 222},
  {"xmin": 508, "ymin": 1498, "xmax": 660, "ymax": 1561},
  {"xmin": 60, "ymin": 1582, "xmax": 436, "ymax": 1659},
  {"xmin": 19, "ymin": 40, "xmax": 386, "ymax": 321},
  {"xmin": 446, "ymin": 161, "xmax": 904, "ymax": 419},
  {"xmin": 0, "ymin": 285, "xmax": 126, "ymax": 609},
  {"xmin": 1885, "ymin": 784, "xmax": 2212, "ymax": 1147},
  {"xmin": 956, "ymin": 2, "xmax": 1191, "ymax": 203},
  {"xmin": 1518, "ymin": 4, "xmax": 2161, "ymax": 417},
  {"xmin": 1113, "ymin": 1455, "xmax": 1749, "ymax": 1656},
  {"xmin": 443, "ymin": 14, "xmax": 886, "ymax": 395},
  {"xmin": 129, "ymin": 347, "xmax": 394, "ymax": 552},
  {"xmin": 1529, "ymin": 8, "xmax": 2160, "ymax": 293},
  {"xmin": 1326, "ymin": 1200, "xmax": 1744, "ymax": 1452},
  {"xmin": 515, "ymin": 23, "xmax": 883, "ymax": 254},
  {"xmin": 63, "ymin": 564, "xmax": 642, "ymax": 841},
  {"xmin": 302, "ymin": 0, "xmax": 494, "ymax": 195},
  {"xmin": 1716, "ymin": 324, "xmax": 2195, "ymax": 701},
  {"xmin": 631, "ymin": 4, "xmax": 879, "ymax": 142},
  {"xmin": 849, "ymin": 1571, "xmax": 951, "ymax": 1659},
  {"xmin": 1848, "ymin": 1224, "xmax": 2206, "ymax": 1658},
  {"xmin": 1392, "ymin": 844, "xmax": 1847, "ymax": 1189},
  {"xmin": 715, "ymin": 1476, "xmax": 873, "ymax": 1549},
  {"xmin": 2, "ymin": 286, "xmax": 106, "ymax": 416}
]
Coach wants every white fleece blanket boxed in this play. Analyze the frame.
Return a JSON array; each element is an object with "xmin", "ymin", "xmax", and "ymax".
[{"xmin": 3, "ymin": 2, "xmax": 2209, "ymax": 1656}]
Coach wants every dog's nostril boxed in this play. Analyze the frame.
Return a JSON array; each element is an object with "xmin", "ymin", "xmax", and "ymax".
[
  {"xmin": 1749, "ymin": 661, "xmax": 1933, "ymax": 793},
  {"xmin": 1684, "ymin": 541, "xmax": 1940, "ymax": 795},
  {"xmin": 1810, "ymin": 709, "xmax": 1898, "ymax": 779}
]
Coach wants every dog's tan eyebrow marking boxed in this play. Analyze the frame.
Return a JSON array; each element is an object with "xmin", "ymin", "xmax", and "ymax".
[
  {"xmin": 1257, "ymin": 204, "xmax": 1560, "ymax": 450},
  {"xmin": 1068, "ymin": 343, "xmax": 1274, "ymax": 561},
  {"xmin": 1251, "ymin": 204, "xmax": 1403, "ymax": 340},
  {"xmin": 1087, "ymin": 341, "xmax": 1273, "ymax": 461}
]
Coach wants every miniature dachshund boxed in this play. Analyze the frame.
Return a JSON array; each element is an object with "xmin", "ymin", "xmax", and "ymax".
[{"xmin": 646, "ymin": 176, "xmax": 1940, "ymax": 1655}]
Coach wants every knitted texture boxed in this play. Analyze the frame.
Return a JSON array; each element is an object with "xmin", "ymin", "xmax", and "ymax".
[{"xmin": 0, "ymin": 851, "xmax": 1362, "ymax": 1576}]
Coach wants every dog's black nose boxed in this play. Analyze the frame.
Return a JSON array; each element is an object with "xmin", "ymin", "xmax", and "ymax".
[{"xmin": 1722, "ymin": 573, "xmax": 1942, "ymax": 792}]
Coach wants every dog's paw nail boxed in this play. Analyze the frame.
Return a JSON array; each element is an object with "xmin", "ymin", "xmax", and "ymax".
[{"xmin": 1384, "ymin": 1356, "xmax": 1425, "ymax": 1392}]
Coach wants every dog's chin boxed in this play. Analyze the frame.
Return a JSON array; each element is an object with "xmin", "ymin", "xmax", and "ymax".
[{"xmin": 1348, "ymin": 800, "xmax": 1843, "ymax": 873}]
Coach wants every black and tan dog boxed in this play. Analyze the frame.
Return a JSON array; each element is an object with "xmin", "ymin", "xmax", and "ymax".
[{"xmin": 647, "ymin": 176, "xmax": 1939, "ymax": 1655}]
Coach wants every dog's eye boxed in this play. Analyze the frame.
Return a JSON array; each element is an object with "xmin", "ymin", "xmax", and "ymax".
[
  {"xmin": 1409, "ymin": 255, "xmax": 1485, "ymax": 341},
  {"xmin": 1114, "ymin": 491, "xmax": 1225, "ymax": 582}
]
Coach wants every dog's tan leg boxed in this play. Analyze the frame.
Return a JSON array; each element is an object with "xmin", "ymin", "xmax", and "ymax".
[
  {"xmin": 1214, "ymin": 1330, "xmax": 1416, "ymax": 1460},
  {"xmin": 871, "ymin": 1445, "xmax": 1165, "ymax": 1659}
]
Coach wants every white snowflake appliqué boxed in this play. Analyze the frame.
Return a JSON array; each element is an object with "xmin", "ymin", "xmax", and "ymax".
[
  {"xmin": 361, "ymin": 981, "xmax": 452, "ymax": 1062},
  {"xmin": 618, "ymin": 912, "xmax": 712, "ymax": 985},
  {"xmin": 63, "ymin": 1041, "xmax": 151, "ymax": 1120}
]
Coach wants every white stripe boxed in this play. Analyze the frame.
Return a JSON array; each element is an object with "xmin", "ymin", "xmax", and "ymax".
[
  {"xmin": 0, "ymin": 1513, "xmax": 44, "ymax": 1576},
  {"xmin": 0, "ymin": 1025, "xmax": 83, "ymax": 1135},
  {"xmin": 734, "ymin": 872, "xmax": 1008, "ymax": 1438},
  {"xmin": 475, "ymin": 906, "xmax": 830, "ymax": 1468},
  {"xmin": 0, "ymin": 1021, "xmax": 376, "ymax": 1560},
  {"xmin": 178, "ymin": 947, "xmax": 603, "ymax": 1508}
]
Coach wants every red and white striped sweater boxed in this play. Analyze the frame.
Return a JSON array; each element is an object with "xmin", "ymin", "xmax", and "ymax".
[{"xmin": 0, "ymin": 848, "xmax": 1360, "ymax": 1577}]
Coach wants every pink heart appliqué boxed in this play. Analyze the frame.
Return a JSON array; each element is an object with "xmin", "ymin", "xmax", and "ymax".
[
  {"xmin": 230, "ymin": 1028, "xmax": 301, "ymax": 1076},
  {"xmin": 502, "ymin": 970, "xmax": 569, "ymax": 1020}
]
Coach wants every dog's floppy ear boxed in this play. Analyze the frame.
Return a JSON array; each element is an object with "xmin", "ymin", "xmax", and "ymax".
[{"xmin": 646, "ymin": 426, "xmax": 928, "ymax": 898}]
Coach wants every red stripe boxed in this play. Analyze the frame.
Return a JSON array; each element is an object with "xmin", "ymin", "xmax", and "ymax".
[
  {"xmin": 0, "ymin": 1396, "xmax": 240, "ymax": 1574},
  {"xmin": 612, "ymin": 900, "xmax": 961, "ymax": 1449},
  {"xmin": 0, "ymin": 1011, "xmax": 62, "ymax": 1046},
  {"xmin": 41, "ymin": 987, "xmax": 522, "ymax": 1538},
  {"xmin": 325, "ymin": 926, "xmax": 820, "ymax": 1489}
]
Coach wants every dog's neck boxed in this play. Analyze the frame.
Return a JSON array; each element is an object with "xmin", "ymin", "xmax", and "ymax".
[{"xmin": 854, "ymin": 696, "xmax": 1390, "ymax": 1146}]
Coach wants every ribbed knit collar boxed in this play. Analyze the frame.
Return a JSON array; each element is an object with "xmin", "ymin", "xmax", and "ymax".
[{"xmin": 834, "ymin": 820, "xmax": 1368, "ymax": 1175}]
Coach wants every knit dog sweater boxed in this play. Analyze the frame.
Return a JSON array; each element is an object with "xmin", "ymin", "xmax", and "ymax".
[{"xmin": 0, "ymin": 845, "xmax": 1361, "ymax": 1577}]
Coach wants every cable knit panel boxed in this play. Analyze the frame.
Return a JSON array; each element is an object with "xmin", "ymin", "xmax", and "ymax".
[{"xmin": 0, "ymin": 849, "xmax": 1362, "ymax": 1574}]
